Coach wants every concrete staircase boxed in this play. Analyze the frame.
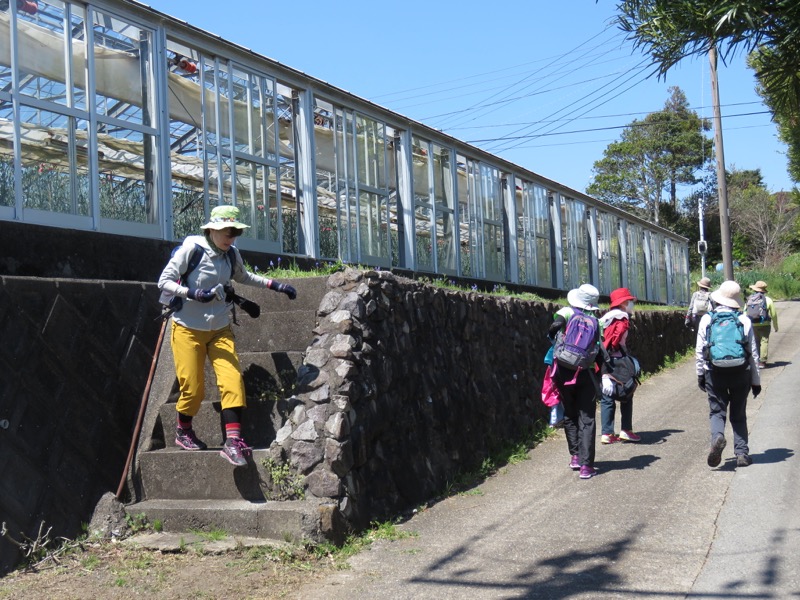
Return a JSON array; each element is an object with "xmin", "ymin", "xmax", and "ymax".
[{"xmin": 125, "ymin": 276, "xmax": 329, "ymax": 543}]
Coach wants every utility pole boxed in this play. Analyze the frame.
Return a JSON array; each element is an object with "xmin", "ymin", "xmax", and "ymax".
[
  {"xmin": 698, "ymin": 197, "xmax": 707, "ymax": 277},
  {"xmin": 709, "ymin": 46, "xmax": 734, "ymax": 280}
]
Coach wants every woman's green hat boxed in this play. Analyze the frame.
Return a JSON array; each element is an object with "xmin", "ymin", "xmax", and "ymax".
[{"xmin": 201, "ymin": 205, "xmax": 250, "ymax": 230}]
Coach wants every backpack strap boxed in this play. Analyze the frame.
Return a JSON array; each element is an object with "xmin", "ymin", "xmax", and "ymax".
[
  {"xmin": 226, "ymin": 247, "xmax": 238, "ymax": 278},
  {"xmin": 183, "ymin": 243, "xmax": 204, "ymax": 281}
]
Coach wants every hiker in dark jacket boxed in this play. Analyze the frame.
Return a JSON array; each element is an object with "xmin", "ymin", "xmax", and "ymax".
[
  {"xmin": 695, "ymin": 280, "xmax": 761, "ymax": 469},
  {"xmin": 158, "ymin": 204, "xmax": 297, "ymax": 467},
  {"xmin": 548, "ymin": 284, "xmax": 605, "ymax": 480}
]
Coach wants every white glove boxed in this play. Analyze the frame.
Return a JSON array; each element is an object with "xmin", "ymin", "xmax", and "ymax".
[{"xmin": 601, "ymin": 375, "xmax": 614, "ymax": 396}]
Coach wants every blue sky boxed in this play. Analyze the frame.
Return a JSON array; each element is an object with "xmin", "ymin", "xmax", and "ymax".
[{"xmin": 140, "ymin": 0, "xmax": 792, "ymax": 195}]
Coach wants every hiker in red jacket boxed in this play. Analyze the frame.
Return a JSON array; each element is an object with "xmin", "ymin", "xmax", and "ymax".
[{"xmin": 599, "ymin": 288, "xmax": 641, "ymax": 445}]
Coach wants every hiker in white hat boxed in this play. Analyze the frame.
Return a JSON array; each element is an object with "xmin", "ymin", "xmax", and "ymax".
[
  {"xmin": 695, "ymin": 280, "xmax": 761, "ymax": 469},
  {"xmin": 158, "ymin": 204, "xmax": 298, "ymax": 467},
  {"xmin": 547, "ymin": 283, "xmax": 605, "ymax": 480}
]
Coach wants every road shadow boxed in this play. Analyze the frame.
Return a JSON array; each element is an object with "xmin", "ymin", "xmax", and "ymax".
[
  {"xmin": 595, "ymin": 454, "xmax": 660, "ymax": 473},
  {"xmin": 410, "ymin": 527, "xmax": 700, "ymax": 599},
  {"xmin": 634, "ymin": 428, "xmax": 684, "ymax": 445},
  {"xmin": 754, "ymin": 447, "xmax": 795, "ymax": 465},
  {"xmin": 762, "ymin": 360, "xmax": 791, "ymax": 369},
  {"xmin": 716, "ymin": 447, "xmax": 794, "ymax": 471}
]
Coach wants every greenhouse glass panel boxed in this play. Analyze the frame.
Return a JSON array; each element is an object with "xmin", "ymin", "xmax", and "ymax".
[{"xmin": 92, "ymin": 10, "xmax": 153, "ymax": 127}]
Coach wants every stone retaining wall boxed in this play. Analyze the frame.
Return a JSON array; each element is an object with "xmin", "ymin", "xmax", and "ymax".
[
  {"xmin": 0, "ymin": 267, "xmax": 694, "ymax": 570},
  {"xmin": 0, "ymin": 276, "xmax": 162, "ymax": 574},
  {"xmin": 272, "ymin": 269, "xmax": 695, "ymax": 534}
]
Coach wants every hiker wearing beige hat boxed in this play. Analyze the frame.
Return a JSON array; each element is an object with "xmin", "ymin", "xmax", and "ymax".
[
  {"xmin": 684, "ymin": 276, "xmax": 712, "ymax": 330},
  {"xmin": 744, "ymin": 280, "xmax": 779, "ymax": 368},
  {"xmin": 695, "ymin": 280, "xmax": 761, "ymax": 468},
  {"xmin": 158, "ymin": 204, "xmax": 298, "ymax": 467}
]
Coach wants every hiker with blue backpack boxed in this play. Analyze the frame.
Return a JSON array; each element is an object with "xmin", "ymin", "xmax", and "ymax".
[
  {"xmin": 548, "ymin": 284, "xmax": 606, "ymax": 480},
  {"xmin": 745, "ymin": 280, "xmax": 779, "ymax": 369},
  {"xmin": 695, "ymin": 280, "xmax": 761, "ymax": 468},
  {"xmin": 157, "ymin": 204, "xmax": 297, "ymax": 467}
]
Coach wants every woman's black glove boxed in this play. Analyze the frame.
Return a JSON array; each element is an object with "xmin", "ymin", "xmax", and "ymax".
[
  {"xmin": 697, "ymin": 374, "xmax": 706, "ymax": 392},
  {"xmin": 751, "ymin": 385, "xmax": 761, "ymax": 398},
  {"xmin": 271, "ymin": 281, "xmax": 297, "ymax": 300},
  {"xmin": 187, "ymin": 288, "xmax": 216, "ymax": 303}
]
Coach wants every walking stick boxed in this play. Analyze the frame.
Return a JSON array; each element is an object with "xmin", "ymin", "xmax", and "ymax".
[{"xmin": 116, "ymin": 316, "xmax": 169, "ymax": 501}]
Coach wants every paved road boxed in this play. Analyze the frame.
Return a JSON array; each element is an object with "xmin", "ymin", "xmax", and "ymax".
[{"xmin": 295, "ymin": 302, "xmax": 800, "ymax": 600}]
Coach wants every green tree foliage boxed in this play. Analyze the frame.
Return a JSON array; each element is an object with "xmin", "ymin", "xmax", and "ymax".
[
  {"xmin": 749, "ymin": 52, "xmax": 800, "ymax": 184},
  {"xmin": 729, "ymin": 182, "xmax": 799, "ymax": 268},
  {"xmin": 614, "ymin": 0, "xmax": 800, "ymax": 185},
  {"xmin": 587, "ymin": 87, "xmax": 711, "ymax": 224}
]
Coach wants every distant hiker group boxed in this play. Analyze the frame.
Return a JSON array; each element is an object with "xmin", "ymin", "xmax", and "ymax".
[{"xmin": 544, "ymin": 277, "xmax": 777, "ymax": 479}]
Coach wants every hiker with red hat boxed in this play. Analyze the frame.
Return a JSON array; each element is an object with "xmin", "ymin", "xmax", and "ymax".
[{"xmin": 598, "ymin": 288, "xmax": 641, "ymax": 444}]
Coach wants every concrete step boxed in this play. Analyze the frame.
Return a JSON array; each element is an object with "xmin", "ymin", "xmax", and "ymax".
[
  {"xmin": 126, "ymin": 498, "xmax": 321, "ymax": 543},
  {"xmin": 227, "ymin": 277, "xmax": 327, "ymax": 353},
  {"xmin": 138, "ymin": 447, "xmax": 281, "ymax": 501},
  {"xmin": 157, "ymin": 351, "xmax": 303, "ymax": 448}
]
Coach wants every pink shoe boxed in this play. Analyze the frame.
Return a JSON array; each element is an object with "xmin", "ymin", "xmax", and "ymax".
[
  {"xmin": 569, "ymin": 455, "xmax": 580, "ymax": 471},
  {"xmin": 601, "ymin": 434, "xmax": 620, "ymax": 444},
  {"xmin": 619, "ymin": 430, "xmax": 641, "ymax": 443}
]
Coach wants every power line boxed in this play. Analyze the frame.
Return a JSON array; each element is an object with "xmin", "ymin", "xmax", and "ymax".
[
  {"xmin": 467, "ymin": 110, "xmax": 771, "ymax": 143},
  {"xmin": 431, "ymin": 27, "xmax": 630, "ymax": 130},
  {"xmin": 485, "ymin": 60, "xmax": 657, "ymax": 153},
  {"xmin": 444, "ymin": 101, "xmax": 764, "ymax": 131}
]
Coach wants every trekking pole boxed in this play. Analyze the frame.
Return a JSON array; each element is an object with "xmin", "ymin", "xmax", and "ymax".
[{"xmin": 115, "ymin": 317, "xmax": 168, "ymax": 501}]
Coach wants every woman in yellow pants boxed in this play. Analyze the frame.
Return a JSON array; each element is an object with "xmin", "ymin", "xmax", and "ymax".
[{"xmin": 158, "ymin": 205, "xmax": 296, "ymax": 466}]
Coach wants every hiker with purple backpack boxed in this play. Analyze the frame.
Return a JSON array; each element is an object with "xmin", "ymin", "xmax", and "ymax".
[{"xmin": 548, "ymin": 284, "xmax": 606, "ymax": 479}]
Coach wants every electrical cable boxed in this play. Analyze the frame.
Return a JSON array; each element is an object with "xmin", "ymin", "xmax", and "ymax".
[{"xmin": 431, "ymin": 27, "xmax": 630, "ymax": 130}]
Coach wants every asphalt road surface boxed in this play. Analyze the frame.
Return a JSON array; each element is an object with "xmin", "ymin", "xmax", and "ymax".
[{"xmin": 295, "ymin": 301, "xmax": 800, "ymax": 600}]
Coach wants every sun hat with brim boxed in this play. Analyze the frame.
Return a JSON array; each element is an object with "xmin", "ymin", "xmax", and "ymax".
[
  {"xmin": 749, "ymin": 280, "xmax": 768, "ymax": 293},
  {"xmin": 201, "ymin": 205, "xmax": 250, "ymax": 230},
  {"xmin": 710, "ymin": 280, "xmax": 743, "ymax": 309},
  {"xmin": 697, "ymin": 277, "xmax": 711, "ymax": 290},
  {"xmin": 567, "ymin": 284, "xmax": 600, "ymax": 311},
  {"xmin": 609, "ymin": 287, "xmax": 636, "ymax": 308}
]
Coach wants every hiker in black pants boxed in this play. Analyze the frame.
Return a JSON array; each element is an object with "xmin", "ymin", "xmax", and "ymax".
[
  {"xmin": 695, "ymin": 280, "xmax": 761, "ymax": 468},
  {"xmin": 548, "ymin": 284, "xmax": 605, "ymax": 480}
]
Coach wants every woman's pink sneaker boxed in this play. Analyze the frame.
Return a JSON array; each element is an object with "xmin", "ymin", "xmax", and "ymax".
[{"xmin": 619, "ymin": 430, "xmax": 641, "ymax": 442}]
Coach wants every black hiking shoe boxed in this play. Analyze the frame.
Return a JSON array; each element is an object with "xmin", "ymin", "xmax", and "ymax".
[
  {"xmin": 736, "ymin": 454, "xmax": 752, "ymax": 467},
  {"xmin": 707, "ymin": 434, "xmax": 726, "ymax": 468}
]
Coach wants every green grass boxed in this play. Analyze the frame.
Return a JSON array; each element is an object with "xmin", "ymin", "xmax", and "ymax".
[
  {"xmin": 309, "ymin": 520, "xmax": 417, "ymax": 569},
  {"xmin": 189, "ymin": 528, "xmax": 228, "ymax": 542},
  {"xmin": 243, "ymin": 258, "xmax": 346, "ymax": 278},
  {"xmin": 440, "ymin": 419, "xmax": 555, "ymax": 498},
  {"xmin": 689, "ymin": 252, "xmax": 800, "ymax": 301},
  {"xmin": 246, "ymin": 258, "xmax": 689, "ymax": 310}
]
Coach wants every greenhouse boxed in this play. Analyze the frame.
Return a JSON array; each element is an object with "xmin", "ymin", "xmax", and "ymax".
[{"xmin": 0, "ymin": 0, "xmax": 690, "ymax": 303}]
